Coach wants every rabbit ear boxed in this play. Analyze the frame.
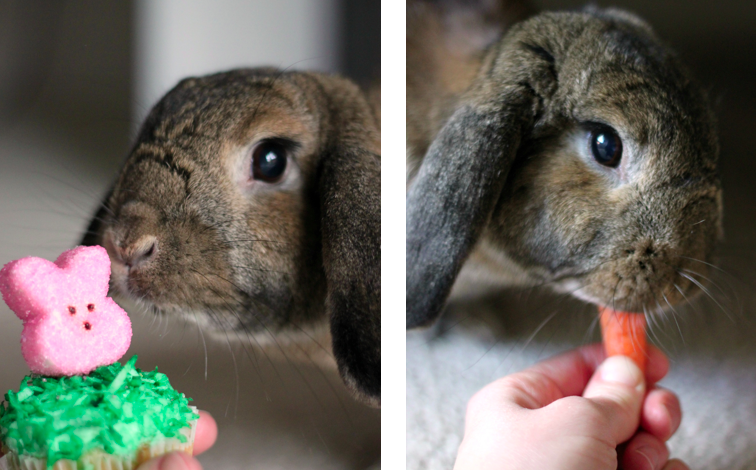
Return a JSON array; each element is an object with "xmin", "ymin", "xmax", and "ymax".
[
  {"xmin": 319, "ymin": 144, "xmax": 381, "ymax": 406},
  {"xmin": 406, "ymin": 87, "xmax": 537, "ymax": 328}
]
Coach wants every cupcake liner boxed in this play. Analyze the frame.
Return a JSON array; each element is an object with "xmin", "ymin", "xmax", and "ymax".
[{"xmin": 0, "ymin": 407, "xmax": 197, "ymax": 470}]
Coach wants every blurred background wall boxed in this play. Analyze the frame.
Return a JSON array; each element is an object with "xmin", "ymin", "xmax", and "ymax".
[
  {"xmin": 0, "ymin": 1, "xmax": 379, "ymax": 469},
  {"xmin": 133, "ymin": 0, "xmax": 340, "ymax": 124}
]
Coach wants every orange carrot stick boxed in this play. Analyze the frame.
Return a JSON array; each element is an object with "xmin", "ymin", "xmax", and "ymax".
[{"xmin": 598, "ymin": 306, "xmax": 648, "ymax": 373}]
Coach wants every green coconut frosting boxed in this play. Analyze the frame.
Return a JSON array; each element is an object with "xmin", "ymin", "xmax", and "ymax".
[{"xmin": 0, "ymin": 356, "xmax": 198, "ymax": 467}]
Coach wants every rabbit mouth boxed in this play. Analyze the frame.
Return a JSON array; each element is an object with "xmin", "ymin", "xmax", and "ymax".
[
  {"xmin": 108, "ymin": 262, "xmax": 304, "ymax": 338},
  {"xmin": 558, "ymin": 251, "xmax": 711, "ymax": 314}
]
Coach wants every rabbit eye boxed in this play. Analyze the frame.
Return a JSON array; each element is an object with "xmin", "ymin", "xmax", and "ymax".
[
  {"xmin": 252, "ymin": 141, "xmax": 288, "ymax": 182},
  {"xmin": 589, "ymin": 126, "xmax": 622, "ymax": 168}
]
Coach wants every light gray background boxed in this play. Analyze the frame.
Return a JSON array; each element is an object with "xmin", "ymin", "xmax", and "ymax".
[{"xmin": 0, "ymin": 1, "xmax": 380, "ymax": 469}]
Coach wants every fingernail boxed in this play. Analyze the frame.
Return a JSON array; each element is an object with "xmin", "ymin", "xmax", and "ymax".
[
  {"xmin": 599, "ymin": 356, "xmax": 644, "ymax": 389},
  {"xmin": 663, "ymin": 458, "xmax": 690, "ymax": 470},
  {"xmin": 157, "ymin": 452, "xmax": 194, "ymax": 470},
  {"xmin": 635, "ymin": 445, "xmax": 662, "ymax": 470}
]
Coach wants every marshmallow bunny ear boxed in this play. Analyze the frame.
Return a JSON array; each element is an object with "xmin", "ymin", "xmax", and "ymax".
[
  {"xmin": 0, "ymin": 257, "xmax": 63, "ymax": 321},
  {"xmin": 54, "ymin": 246, "xmax": 111, "ymax": 298}
]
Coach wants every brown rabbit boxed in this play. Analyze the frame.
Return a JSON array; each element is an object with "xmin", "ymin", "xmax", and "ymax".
[
  {"xmin": 82, "ymin": 68, "xmax": 380, "ymax": 406},
  {"xmin": 406, "ymin": 0, "xmax": 722, "ymax": 328}
]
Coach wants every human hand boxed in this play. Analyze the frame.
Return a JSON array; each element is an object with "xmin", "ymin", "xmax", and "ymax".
[
  {"xmin": 453, "ymin": 344, "xmax": 687, "ymax": 470},
  {"xmin": 136, "ymin": 411, "xmax": 218, "ymax": 470}
]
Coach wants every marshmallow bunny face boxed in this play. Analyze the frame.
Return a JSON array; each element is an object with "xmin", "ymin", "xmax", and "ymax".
[{"xmin": 0, "ymin": 246, "xmax": 132, "ymax": 376}]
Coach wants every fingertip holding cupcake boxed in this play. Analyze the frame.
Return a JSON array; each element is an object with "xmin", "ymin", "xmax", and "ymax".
[
  {"xmin": 137, "ymin": 451, "xmax": 203, "ymax": 470},
  {"xmin": 193, "ymin": 412, "xmax": 218, "ymax": 456}
]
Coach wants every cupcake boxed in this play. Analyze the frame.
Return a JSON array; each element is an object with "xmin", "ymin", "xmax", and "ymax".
[
  {"xmin": 0, "ymin": 246, "xmax": 199, "ymax": 470},
  {"xmin": 0, "ymin": 357, "xmax": 198, "ymax": 470}
]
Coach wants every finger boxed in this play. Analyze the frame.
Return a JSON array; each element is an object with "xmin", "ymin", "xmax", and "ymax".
[
  {"xmin": 575, "ymin": 344, "xmax": 669, "ymax": 384},
  {"xmin": 499, "ymin": 344, "xmax": 608, "ymax": 408},
  {"xmin": 620, "ymin": 432, "xmax": 670, "ymax": 470},
  {"xmin": 524, "ymin": 343, "xmax": 668, "ymax": 404},
  {"xmin": 136, "ymin": 452, "xmax": 203, "ymax": 470},
  {"xmin": 661, "ymin": 459, "xmax": 690, "ymax": 470},
  {"xmin": 193, "ymin": 411, "xmax": 218, "ymax": 456},
  {"xmin": 582, "ymin": 356, "xmax": 645, "ymax": 443},
  {"xmin": 641, "ymin": 346, "xmax": 669, "ymax": 384},
  {"xmin": 490, "ymin": 344, "xmax": 667, "ymax": 411},
  {"xmin": 641, "ymin": 387, "xmax": 682, "ymax": 441}
]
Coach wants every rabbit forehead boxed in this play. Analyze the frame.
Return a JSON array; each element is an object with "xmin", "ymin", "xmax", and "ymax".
[
  {"xmin": 230, "ymin": 109, "xmax": 318, "ymax": 152},
  {"xmin": 514, "ymin": 13, "xmax": 720, "ymax": 184},
  {"xmin": 137, "ymin": 69, "xmax": 324, "ymax": 146},
  {"xmin": 570, "ymin": 18, "xmax": 713, "ymax": 152}
]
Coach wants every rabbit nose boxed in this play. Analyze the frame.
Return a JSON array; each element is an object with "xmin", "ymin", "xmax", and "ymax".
[{"xmin": 119, "ymin": 236, "xmax": 158, "ymax": 269}]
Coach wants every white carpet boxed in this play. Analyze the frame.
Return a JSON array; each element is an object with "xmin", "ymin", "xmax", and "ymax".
[{"xmin": 407, "ymin": 289, "xmax": 756, "ymax": 470}]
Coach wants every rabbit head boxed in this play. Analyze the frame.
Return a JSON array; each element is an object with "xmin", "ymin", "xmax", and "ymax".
[
  {"xmin": 407, "ymin": 6, "xmax": 722, "ymax": 327},
  {"xmin": 83, "ymin": 69, "xmax": 380, "ymax": 405}
]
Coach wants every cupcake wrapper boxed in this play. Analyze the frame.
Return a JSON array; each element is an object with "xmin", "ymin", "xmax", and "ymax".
[{"xmin": 0, "ymin": 407, "xmax": 197, "ymax": 470}]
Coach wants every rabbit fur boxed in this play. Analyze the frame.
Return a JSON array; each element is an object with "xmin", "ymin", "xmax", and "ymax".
[{"xmin": 82, "ymin": 68, "xmax": 381, "ymax": 406}]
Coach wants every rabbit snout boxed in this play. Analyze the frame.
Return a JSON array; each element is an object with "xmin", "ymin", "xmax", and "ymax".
[
  {"xmin": 102, "ymin": 201, "xmax": 238, "ymax": 316},
  {"xmin": 108, "ymin": 234, "xmax": 158, "ymax": 270},
  {"xmin": 580, "ymin": 241, "xmax": 695, "ymax": 312},
  {"xmin": 576, "ymin": 182, "xmax": 721, "ymax": 312}
]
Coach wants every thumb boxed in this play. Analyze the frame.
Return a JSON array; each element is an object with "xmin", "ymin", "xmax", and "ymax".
[
  {"xmin": 136, "ymin": 452, "xmax": 203, "ymax": 470},
  {"xmin": 582, "ymin": 355, "xmax": 646, "ymax": 444}
]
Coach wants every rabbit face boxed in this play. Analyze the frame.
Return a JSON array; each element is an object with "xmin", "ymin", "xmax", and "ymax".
[
  {"xmin": 85, "ymin": 69, "xmax": 381, "ymax": 404},
  {"xmin": 407, "ymin": 8, "xmax": 722, "ymax": 326},
  {"xmin": 101, "ymin": 71, "xmax": 324, "ymax": 333},
  {"xmin": 485, "ymin": 20, "xmax": 722, "ymax": 312}
]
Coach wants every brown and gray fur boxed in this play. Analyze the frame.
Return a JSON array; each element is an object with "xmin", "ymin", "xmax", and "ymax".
[
  {"xmin": 82, "ymin": 68, "xmax": 380, "ymax": 406},
  {"xmin": 406, "ymin": 0, "xmax": 722, "ymax": 328}
]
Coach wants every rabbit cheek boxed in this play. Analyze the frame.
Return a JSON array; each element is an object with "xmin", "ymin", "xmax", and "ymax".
[
  {"xmin": 234, "ymin": 193, "xmax": 323, "ymax": 323},
  {"xmin": 488, "ymin": 150, "xmax": 608, "ymax": 275}
]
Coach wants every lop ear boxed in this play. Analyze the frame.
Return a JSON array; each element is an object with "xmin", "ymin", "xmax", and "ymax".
[
  {"xmin": 406, "ymin": 86, "xmax": 537, "ymax": 328},
  {"xmin": 319, "ymin": 144, "xmax": 381, "ymax": 406}
]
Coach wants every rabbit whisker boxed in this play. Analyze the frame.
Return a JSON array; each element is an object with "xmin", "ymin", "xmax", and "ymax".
[
  {"xmin": 31, "ymin": 170, "xmax": 116, "ymax": 217},
  {"xmin": 676, "ymin": 270, "xmax": 735, "ymax": 324},
  {"xmin": 190, "ymin": 268, "xmax": 338, "ymax": 415},
  {"xmin": 188, "ymin": 269, "xmax": 278, "ymax": 373},
  {"xmin": 678, "ymin": 267, "xmax": 738, "ymax": 306},
  {"xmin": 281, "ymin": 329, "xmax": 358, "ymax": 431},
  {"xmin": 191, "ymin": 310, "xmax": 209, "ymax": 381},
  {"xmin": 661, "ymin": 290, "xmax": 686, "ymax": 345},
  {"xmin": 673, "ymin": 282, "xmax": 705, "ymax": 323}
]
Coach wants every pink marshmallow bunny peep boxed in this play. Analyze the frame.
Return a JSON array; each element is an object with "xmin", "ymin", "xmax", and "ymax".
[{"xmin": 0, "ymin": 245, "xmax": 131, "ymax": 376}]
